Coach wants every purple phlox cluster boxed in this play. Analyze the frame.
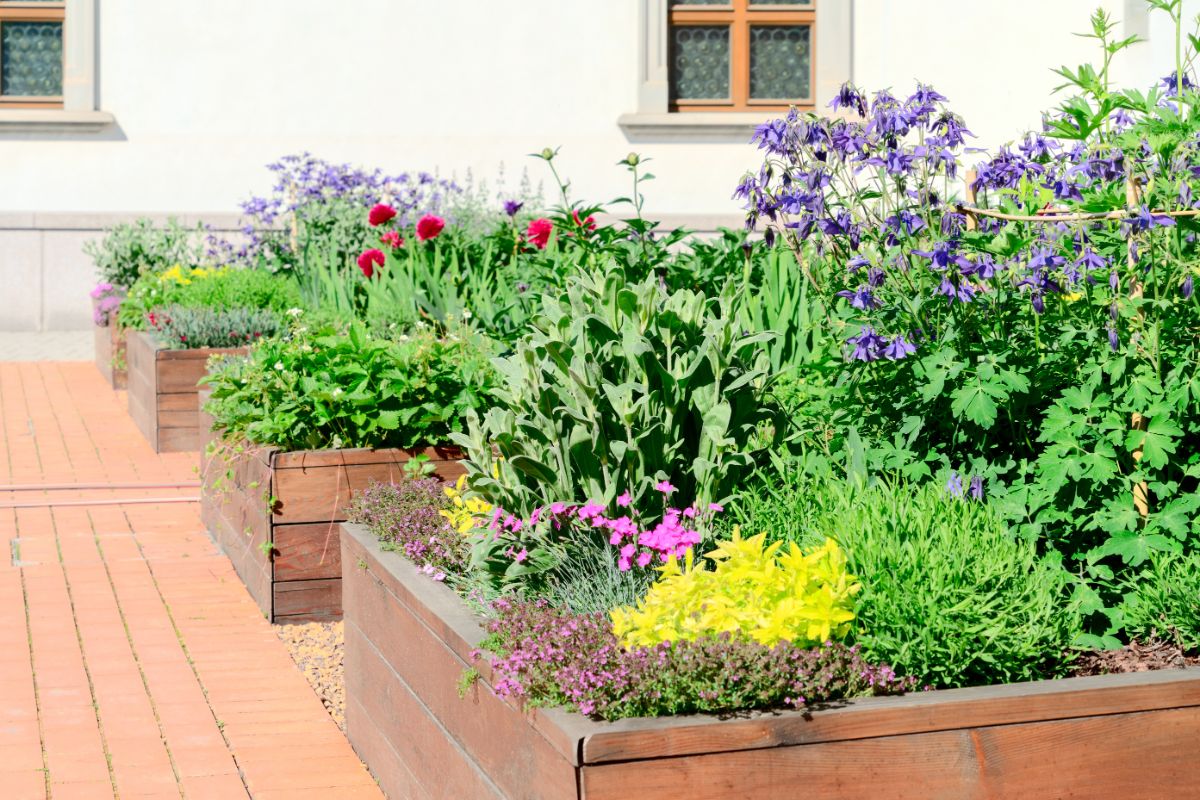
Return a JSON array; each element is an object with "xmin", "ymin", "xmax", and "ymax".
[
  {"xmin": 348, "ymin": 479, "xmax": 468, "ymax": 582},
  {"xmin": 481, "ymin": 599, "xmax": 917, "ymax": 721},
  {"xmin": 90, "ymin": 282, "xmax": 123, "ymax": 326}
]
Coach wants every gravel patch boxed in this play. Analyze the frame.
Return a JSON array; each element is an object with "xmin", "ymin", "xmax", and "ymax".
[{"xmin": 276, "ymin": 620, "xmax": 346, "ymax": 729}]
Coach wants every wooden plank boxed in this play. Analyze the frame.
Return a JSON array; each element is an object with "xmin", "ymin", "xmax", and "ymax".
[
  {"xmin": 273, "ymin": 578, "xmax": 340, "ymax": 620},
  {"xmin": 273, "ymin": 444, "xmax": 464, "ymax": 469},
  {"xmin": 343, "ymin": 558, "xmax": 578, "ymax": 798},
  {"xmin": 274, "ymin": 458, "xmax": 465, "ymax": 525},
  {"xmin": 344, "ymin": 629, "xmax": 506, "ymax": 799},
  {"xmin": 344, "ymin": 694, "xmax": 435, "ymax": 800},
  {"xmin": 579, "ymin": 706, "xmax": 1200, "ymax": 800},
  {"xmin": 155, "ymin": 426, "xmax": 199, "ymax": 452},
  {"xmin": 580, "ymin": 666, "xmax": 1200, "ymax": 764},
  {"xmin": 157, "ymin": 410, "xmax": 197, "ymax": 430},
  {"xmin": 158, "ymin": 392, "xmax": 199, "ymax": 413},
  {"xmin": 156, "ymin": 355, "xmax": 212, "ymax": 394},
  {"xmin": 272, "ymin": 522, "xmax": 342, "ymax": 582}
]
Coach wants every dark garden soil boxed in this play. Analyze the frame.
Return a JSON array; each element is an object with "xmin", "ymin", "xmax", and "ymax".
[
  {"xmin": 1070, "ymin": 638, "xmax": 1200, "ymax": 677},
  {"xmin": 275, "ymin": 620, "xmax": 346, "ymax": 730}
]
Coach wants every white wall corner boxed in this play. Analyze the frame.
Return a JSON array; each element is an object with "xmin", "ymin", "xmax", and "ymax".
[{"xmin": 636, "ymin": 0, "xmax": 670, "ymax": 114}]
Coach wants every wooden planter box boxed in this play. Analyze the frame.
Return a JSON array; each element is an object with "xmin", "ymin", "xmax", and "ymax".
[
  {"xmin": 92, "ymin": 299, "xmax": 126, "ymax": 390},
  {"xmin": 126, "ymin": 329, "xmax": 246, "ymax": 452},
  {"xmin": 200, "ymin": 426, "xmax": 465, "ymax": 623},
  {"xmin": 342, "ymin": 521, "xmax": 1200, "ymax": 800}
]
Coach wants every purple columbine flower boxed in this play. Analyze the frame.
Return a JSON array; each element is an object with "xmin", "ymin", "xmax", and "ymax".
[
  {"xmin": 968, "ymin": 475, "xmax": 984, "ymax": 501},
  {"xmin": 1107, "ymin": 325, "xmax": 1121, "ymax": 352},
  {"xmin": 1183, "ymin": 274, "xmax": 1194, "ymax": 300},
  {"xmin": 1126, "ymin": 206, "xmax": 1176, "ymax": 233},
  {"xmin": 836, "ymin": 285, "xmax": 880, "ymax": 310},
  {"xmin": 847, "ymin": 326, "xmax": 885, "ymax": 362},
  {"xmin": 884, "ymin": 335, "xmax": 917, "ymax": 360},
  {"xmin": 503, "ymin": 200, "xmax": 524, "ymax": 217},
  {"xmin": 945, "ymin": 472, "xmax": 964, "ymax": 498}
]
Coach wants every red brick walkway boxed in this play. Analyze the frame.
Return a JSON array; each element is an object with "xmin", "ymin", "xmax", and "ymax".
[{"xmin": 0, "ymin": 362, "xmax": 382, "ymax": 799}]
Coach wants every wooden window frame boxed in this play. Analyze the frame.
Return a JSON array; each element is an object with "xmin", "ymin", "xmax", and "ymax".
[
  {"xmin": 0, "ymin": 0, "xmax": 66, "ymax": 109},
  {"xmin": 668, "ymin": 0, "xmax": 815, "ymax": 113}
]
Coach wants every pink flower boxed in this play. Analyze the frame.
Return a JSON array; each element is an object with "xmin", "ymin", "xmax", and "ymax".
[
  {"xmin": 655, "ymin": 480, "xmax": 676, "ymax": 495},
  {"xmin": 572, "ymin": 209, "xmax": 597, "ymax": 231},
  {"xmin": 708, "ymin": 502, "xmax": 724, "ymax": 512},
  {"xmin": 380, "ymin": 230, "xmax": 404, "ymax": 249},
  {"xmin": 616, "ymin": 491, "xmax": 632, "ymax": 507},
  {"xmin": 636, "ymin": 551, "xmax": 653, "ymax": 567},
  {"xmin": 513, "ymin": 549, "xmax": 528, "ymax": 564},
  {"xmin": 526, "ymin": 218, "xmax": 553, "ymax": 249},
  {"xmin": 416, "ymin": 214, "xmax": 446, "ymax": 241},
  {"xmin": 356, "ymin": 248, "xmax": 385, "ymax": 278},
  {"xmin": 368, "ymin": 203, "xmax": 397, "ymax": 227},
  {"xmin": 550, "ymin": 502, "xmax": 567, "ymax": 515}
]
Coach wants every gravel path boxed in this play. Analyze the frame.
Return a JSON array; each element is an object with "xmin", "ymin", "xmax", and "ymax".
[{"xmin": 276, "ymin": 620, "xmax": 346, "ymax": 730}]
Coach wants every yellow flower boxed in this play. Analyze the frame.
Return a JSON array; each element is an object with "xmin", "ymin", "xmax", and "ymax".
[
  {"xmin": 439, "ymin": 474, "xmax": 492, "ymax": 535},
  {"xmin": 1063, "ymin": 291, "xmax": 1083, "ymax": 302},
  {"xmin": 611, "ymin": 528, "xmax": 859, "ymax": 649}
]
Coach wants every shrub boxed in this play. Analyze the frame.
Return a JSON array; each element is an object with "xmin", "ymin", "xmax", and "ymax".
[
  {"xmin": 1120, "ymin": 551, "xmax": 1200, "ymax": 650},
  {"xmin": 456, "ymin": 269, "xmax": 781, "ymax": 521},
  {"xmin": 117, "ymin": 265, "xmax": 228, "ymax": 330},
  {"xmin": 147, "ymin": 305, "xmax": 282, "ymax": 350},
  {"xmin": 204, "ymin": 322, "xmax": 497, "ymax": 451},
  {"xmin": 610, "ymin": 531, "xmax": 858, "ymax": 649},
  {"xmin": 349, "ymin": 478, "xmax": 468, "ymax": 584},
  {"xmin": 728, "ymin": 470, "xmax": 1080, "ymax": 688},
  {"xmin": 86, "ymin": 217, "xmax": 205, "ymax": 289},
  {"xmin": 479, "ymin": 599, "xmax": 915, "ymax": 720}
]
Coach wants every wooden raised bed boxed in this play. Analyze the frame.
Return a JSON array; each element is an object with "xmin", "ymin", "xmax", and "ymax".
[
  {"xmin": 342, "ymin": 520, "xmax": 1200, "ymax": 800},
  {"xmin": 126, "ymin": 329, "xmax": 246, "ymax": 452},
  {"xmin": 200, "ymin": 425, "xmax": 464, "ymax": 623}
]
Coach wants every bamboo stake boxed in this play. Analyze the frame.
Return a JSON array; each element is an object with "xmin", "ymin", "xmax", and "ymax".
[
  {"xmin": 957, "ymin": 205, "xmax": 1200, "ymax": 224},
  {"xmin": 1126, "ymin": 175, "xmax": 1151, "ymax": 521}
]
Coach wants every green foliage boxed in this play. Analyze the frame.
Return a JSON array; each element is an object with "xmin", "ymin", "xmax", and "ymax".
[
  {"xmin": 456, "ymin": 269, "xmax": 782, "ymax": 517},
  {"xmin": 1120, "ymin": 551, "xmax": 1200, "ymax": 650},
  {"xmin": 148, "ymin": 305, "xmax": 283, "ymax": 350},
  {"xmin": 728, "ymin": 469, "xmax": 1080, "ymax": 687},
  {"xmin": 204, "ymin": 322, "xmax": 497, "ymax": 451},
  {"xmin": 539, "ymin": 538, "xmax": 656, "ymax": 616},
  {"xmin": 170, "ymin": 268, "xmax": 302, "ymax": 314},
  {"xmin": 85, "ymin": 217, "xmax": 205, "ymax": 289}
]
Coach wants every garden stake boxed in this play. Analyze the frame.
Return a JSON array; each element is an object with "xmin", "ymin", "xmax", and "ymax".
[{"xmin": 1126, "ymin": 175, "xmax": 1150, "ymax": 521}]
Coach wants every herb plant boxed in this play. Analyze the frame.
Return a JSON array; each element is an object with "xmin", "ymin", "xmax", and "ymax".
[
  {"xmin": 148, "ymin": 305, "xmax": 282, "ymax": 350},
  {"xmin": 85, "ymin": 217, "xmax": 205, "ymax": 288}
]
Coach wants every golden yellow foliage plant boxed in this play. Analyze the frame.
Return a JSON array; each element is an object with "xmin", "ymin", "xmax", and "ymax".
[
  {"xmin": 440, "ymin": 474, "xmax": 494, "ymax": 534},
  {"xmin": 611, "ymin": 529, "xmax": 859, "ymax": 649}
]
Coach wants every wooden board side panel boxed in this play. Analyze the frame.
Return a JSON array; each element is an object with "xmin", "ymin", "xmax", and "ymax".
[
  {"xmin": 126, "ymin": 331, "xmax": 160, "ymax": 449},
  {"xmin": 273, "ymin": 458, "xmax": 465, "ymax": 525},
  {"xmin": 579, "ymin": 706, "xmax": 1200, "ymax": 800},
  {"xmin": 273, "ymin": 578, "xmax": 340, "ymax": 621},
  {"xmin": 343, "ymin": 533, "xmax": 580, "ymax": 798},
  {"xmin": 272, "ymin": 522, "xmax": 342, "ymax": 581}
]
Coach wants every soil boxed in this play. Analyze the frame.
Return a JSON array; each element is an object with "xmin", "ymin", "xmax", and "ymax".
[
  {"xmin": 275, "ymin": 620, "xmax": 346, "ymax": 730},
  {"xmin": 1071, "ymin": 638, "xmax": 1200, "ymax": 678}
]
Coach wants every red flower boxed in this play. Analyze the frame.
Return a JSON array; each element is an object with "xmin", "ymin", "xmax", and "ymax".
[
  {"xmin": 368, "ymin": 204, "xmax": 397, "ymax": 227},
  {"xmin": 572, "ymin": 210, "xmax": 597, "ymax": 231},
  {"xmin": 415, "ymin": 214, "xmax": 446, "ymax": 242},
  {"xmin": 357, "ymin": 248, "xmax": 385, "ymax": 278},
  {"xmin": 380, "ymin": 230, "xmax": 404, "ymax": 249},
  {"xmin": 526, "ymin": 218, "xmax": 553, "ymax": 250}
]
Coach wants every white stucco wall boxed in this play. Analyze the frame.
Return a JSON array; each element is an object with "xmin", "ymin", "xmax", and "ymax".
[
  {"xmin": 0, "ymin": 0, "xmax": 1195, "ymax": 331},
  {"xmin": 0, "ymin": 0, "xmax": 1186, "ymax": 217}
]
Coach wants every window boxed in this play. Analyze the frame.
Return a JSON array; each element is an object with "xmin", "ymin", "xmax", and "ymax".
[
  {"xmin": 668, "ymin": 0, "xmax": 814, "ymax": 112},
  {"xmin": 0, "ymin": 0, "xmax": 65, "ymax": 109}
]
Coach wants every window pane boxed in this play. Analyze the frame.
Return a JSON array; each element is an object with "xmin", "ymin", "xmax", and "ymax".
[
  {"xmin": 671, "ymin": 26, "xmax": 730, "ymax": 100},
  {"xmin": 750, "ymin": 0, "xmax": 812, "ymax": 4},
  {"xmin": 673, "ymin": 1, "xmax": 729, "ymax": 4},
  {"xmin": 1, "ymin": 21, "xmax": 63, "ymax": 96},
  {"xmin": 749, "ymin": 25, "xmax": 810, "ymax": 99}
]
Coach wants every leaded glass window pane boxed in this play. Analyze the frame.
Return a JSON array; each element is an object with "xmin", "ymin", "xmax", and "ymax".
[
  {"xmin": 1, "ymin": 21, "xmax": 62, "ymax": 96},
  {"xmin": 749, "ymin": 24, "xmax": 810, "ymax": 99},
  {"xmin": 671, "ymin": 26, "xmax": 730, "ymax": 100},
  {"xmin": 672, "ymin": 1, "xmax": 729, "ymax": 5}
]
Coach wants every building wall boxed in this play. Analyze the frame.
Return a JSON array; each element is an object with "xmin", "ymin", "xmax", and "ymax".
[{"xmin": 0, "ymin": 0, "xmax": 1189, "ymax": 330}]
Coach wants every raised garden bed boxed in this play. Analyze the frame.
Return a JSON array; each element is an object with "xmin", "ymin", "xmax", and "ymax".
[
  {"xmin": 341, "ymin": 520, "xmax": 1200, "ymax": 800},
  {"xmin": 200, "ymin": 426, "xmax": 464, "ymax": 623},
  {"xmin": 126, "ymin": 329, "xmax": 246, "ymax": 452}
]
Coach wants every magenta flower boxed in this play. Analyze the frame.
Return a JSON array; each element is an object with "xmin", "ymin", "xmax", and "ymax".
[
  {"xmin": 655, "ymin": 480, "xmax": 676, "ymax": 494},
  {"xmin": 616, "ymin": 491, "xmax": 632, "ymax": 507}
]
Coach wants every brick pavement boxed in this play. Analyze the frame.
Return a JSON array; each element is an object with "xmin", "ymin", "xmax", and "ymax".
[{"xmin": 0, "ymin": 362, "xmax": 382, "ymax": 799}]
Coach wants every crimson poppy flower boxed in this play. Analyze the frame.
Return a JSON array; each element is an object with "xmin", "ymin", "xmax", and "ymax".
[
  {"xmin": 416, "ymin": 214, "xmax": 446, "ymax": 241},
  {"xmin": 357, "ymin": 248, "xmax": 385, "ymax": 278},
  {"xmin": 526, "ymin": 218, "xmax": 553, "ymax": 249},
  {"xmin": 368, "ymin": 204, "xmax": 397, "ymax": 226}
]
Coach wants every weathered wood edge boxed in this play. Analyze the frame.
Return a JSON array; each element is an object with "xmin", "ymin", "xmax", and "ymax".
[
  {"xmin": 272, "ymin": 445, "xmax": 465, "ymax": 469},
  {"xmin": 342, "ymin": 522, "xmax": 590, "ymax": 767},
  {"xmin": 340, "ymin": 527, "xmax": 1200, "ymax": 769}
]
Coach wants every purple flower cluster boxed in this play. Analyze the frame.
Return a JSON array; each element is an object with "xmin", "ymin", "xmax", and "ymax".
[
  {"xmin": 740, "ymin": 78, "xmax": 1200, "ymax": 364},
  {"xmin": 90, "ymin": 282, "xmax": 123, "ymax": 327},
  {"xmin": 479, "ymin": 599, "xmax": 916, "ymax": 720},
  {"xmin": 486, "ymin": 482, "xmax": 718, "ymax": 572},
  {"xmin": 349, "ymin": 478, "xmax": 466, "ymax": 582}
]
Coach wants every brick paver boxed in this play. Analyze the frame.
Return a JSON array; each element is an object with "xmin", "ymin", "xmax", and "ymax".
[{"xmin": 0, "ymin": 362, "xmax": 382, "ymax": 799}]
